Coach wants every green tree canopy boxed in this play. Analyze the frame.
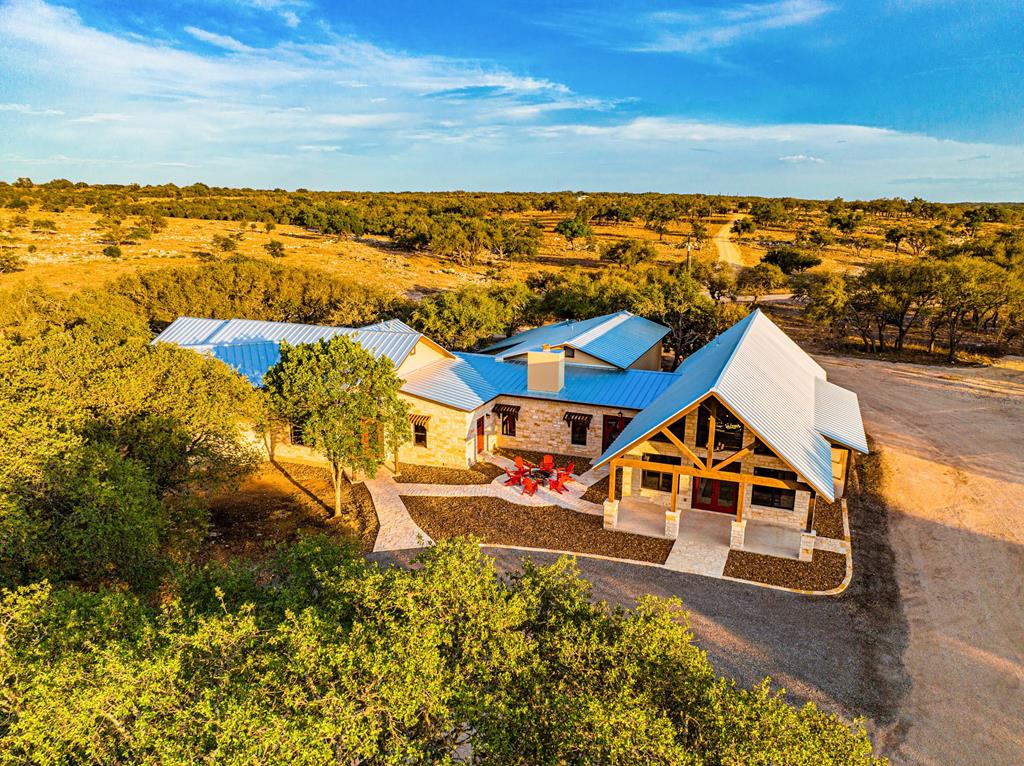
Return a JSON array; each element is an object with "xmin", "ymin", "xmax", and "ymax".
[
  {"xmin": 601, "ymin": 238, "xmax": 658, "ymax": 267},
  {"xmin": 0, "ymin": 537, "xmax": 884, "ymax": 764},
  {"xmin": 263, "ymin": 335, "xmax": 409, "ymax": 515}
]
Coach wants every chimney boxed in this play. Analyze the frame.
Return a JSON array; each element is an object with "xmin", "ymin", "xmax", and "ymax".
[{"xmin": 527, "ymin": 345, "xmax": 564, "ymax": 393}]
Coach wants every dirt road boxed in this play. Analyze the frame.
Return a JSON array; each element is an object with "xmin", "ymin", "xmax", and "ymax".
[
  {"xmin": 713, "ymin": 215, "xmax": 744, "ymax": 266},
  {"xmin": 821, "ymin": 357, "xmax": 1024, "ymax": 766}
]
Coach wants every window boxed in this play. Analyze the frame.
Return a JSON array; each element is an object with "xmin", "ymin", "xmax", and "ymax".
[
  {"xmin": 290, "ymin": 422, "xmax": 306, "ymax": 446},
  {"xmin": 413, "ymin": 423, "xmax": 428, "ymax": 448},
  {"xmin": 641, "ymin": 453, "xmax": 682, "ymax": 493},
  {"xmin": 650, "ymin": 418, "xmax": 686, "ymax": 444},
  {"xmin": 563, "ymin": 347, "xmax": 575, "ymax": 358},
  {"xmin": 753, "ymin": 438, "xmax": 774, "ymax": 456},
  {"xmin": 695, "ymin": 404, "xmax": 744, "ymax": 452},
  {"xmin": 751, "ymin": 467, "xmax": 798, "ymax": 510},
  {"xmin": 570, "ymin": 420, "xmax": 588, "ymax": 446},
  {"xmin": 501, "ymin": 414, "xmax": 517, "ymax": 437}
]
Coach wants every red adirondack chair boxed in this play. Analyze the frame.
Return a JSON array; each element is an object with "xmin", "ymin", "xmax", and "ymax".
[
  {"xmin": 548, "ymin": 475, "xmax": 567, "ymax": 494},
  {"xmin": 541, "ymin": 454, "xmax": 554, "ymax": 471},
  {"xmin": 556, "ymin": 462, "xmax": 576, "ymax": 483},
  {"xmin": 503, "ymin": 468, "xmax": 523, "ymax": 486},
  {"xmin": 514, "ymin": 455, "xmax": 532, "ymax": 473},
  {"xmin": 522, "ymin": 477, "xmax": 538, "ymax": 496}
]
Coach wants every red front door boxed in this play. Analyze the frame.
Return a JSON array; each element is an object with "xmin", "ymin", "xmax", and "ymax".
[
  {"xmin": 691, "ymin": 476, "xmax": 740, "ymax": 514},
  {"xmin": 602, "ymin": 414, "xmax": 632, "ymax": 452},
  {"xmin": 476, "ymin": 417, "xmax": 485, "ymax": 453}
]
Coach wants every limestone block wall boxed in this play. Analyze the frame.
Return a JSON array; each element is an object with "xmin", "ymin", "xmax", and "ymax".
[
  {"xmin": 493, "ymin": 397, "xmax": 639, "ymax": 460},
  {"xmin": 398, "ymin": 393, "xmax": 477, "ymax": 468}
]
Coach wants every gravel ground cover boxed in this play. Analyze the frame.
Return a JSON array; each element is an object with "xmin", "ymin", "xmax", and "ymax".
[
  {"xmin": 396, "ymin": 461, "xmax": 504, "ymax": 485},
  {"xmin": 580, "ymin": 472, "xmax": 622, "ymax": 504},
  {"xmin": 494, "ymin": 448, "xmax": 592, "ymax": 475},
  {"xmin": 401, "ymin": 494, "xmax": 673, "ymax": 564},
  {"xmin": 724, "ymin": 549, "xmax": 847, "ymax": 591},
  {"xmin": 814, "ymin": 498, "xmax": 845, "ymax": 539}
]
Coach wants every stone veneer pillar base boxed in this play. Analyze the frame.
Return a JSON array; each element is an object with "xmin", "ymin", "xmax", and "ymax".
[
  {"xmin": 799, "ymin": 531, "xmax": 817, "ymax": 562},
  {"xmin": 664, "ymin": 510, "xmax": 680, "ymax": 540},
  {"xmin": 730, "ymin": 520, "xmax": 747, "ymax": 549},
  {"xmin": 603, "ymin": 500, "xmax": 619, "ymax": 530}
]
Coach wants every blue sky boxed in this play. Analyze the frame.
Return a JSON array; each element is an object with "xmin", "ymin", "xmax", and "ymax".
[{"xmin": 1, "ymin": 0, "xmax": 1022, "ymax": 199}]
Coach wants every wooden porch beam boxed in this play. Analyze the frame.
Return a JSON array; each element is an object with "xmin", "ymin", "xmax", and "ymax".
[
  {"xmin": 608, "ymin": 459, "xmax": 618, "ymax": 503},
  {"xmin": 658, "ymin": 426, "xmax": 705, "ymax": 470},
  {"xmin": 705, "ymin": 401, "xmax": 716, "ymax": 467},
  {"xmin": 713, "ymin": 447, "xmax": 749, "ymax": 472},
  {"xmin": 613, "ymin": 456, "xmax": 805, "ymax": 491},
  {"xmin": 670, "ymin": 472, "xmax": 679, "ymax": 515}
]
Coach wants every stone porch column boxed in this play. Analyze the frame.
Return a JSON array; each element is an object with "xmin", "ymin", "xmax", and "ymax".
[
  {"xmin": 799, "ymin": 531, "xmax": 817, "ymax": 562},
  {"xmin": 665, "ymin": 509, "xmax": 680, "ymax": 539},
  {"xmin": 730, "ymin": 520, "xmax": 747, "ymax": 548},
  {"xmin": 603, "ymin": 499, "xmax": 619, "ymax": 530},
  {"xmin": 620, "ymin": 465, "xmax": 633, "ymax": 498}
]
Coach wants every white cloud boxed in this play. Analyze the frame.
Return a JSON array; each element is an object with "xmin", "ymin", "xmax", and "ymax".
[
  {"xmin": 280, "ymin": 10, "xmax": 300, "ymax": 28},
  {"xmin": 184, "ymin": 26, "xmax": 255, "ymax": 53},
  {"xmin": 643, "ymin": 0, "xmax": 834, "ymax": 52},
  {"xmin": 0, "ymin": 102, "xmax": 63, "ymax": 116},
  {"xmin": 779, "ymin": 153, "xmax": 826, "ymax": 163},
  {"xmin": 68, "ymin": 112, "xmax": 130, "ymax": 123}
]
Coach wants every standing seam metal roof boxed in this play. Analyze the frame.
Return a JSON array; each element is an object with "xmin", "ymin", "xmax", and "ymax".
[
  {"xmin": 154, "ymin": 317, "xmax": 426, "ymax": 382},
  {"xmin": 592, "ymin": 310, "xmax": 867, "ymax": 502},
  {"xmin": 486, "ymin": 311, "xmax": 669, "ymax": 369}
]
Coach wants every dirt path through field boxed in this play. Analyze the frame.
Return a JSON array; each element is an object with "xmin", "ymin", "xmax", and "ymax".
[
  {"xmin": 713, "ymin": 215, "xmax": 743, "ymax": 266},
  {"xmin": 820, "ymin": 357, "xmax": 1024, "ymax": 766}
]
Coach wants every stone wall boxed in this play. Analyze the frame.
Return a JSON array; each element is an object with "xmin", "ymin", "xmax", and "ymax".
[
  {"xmin": 398, "ymin": 393, "xmax": 478, "ymax": 468},
  {"xmin": 492, "ymin": 396, "xmax": 640, "ymax": 459}
]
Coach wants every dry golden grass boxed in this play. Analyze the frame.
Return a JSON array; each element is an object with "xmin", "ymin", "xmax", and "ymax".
[{"xmin": 1, "ymin": 205, "xmax": 1001, "ymax": 296}]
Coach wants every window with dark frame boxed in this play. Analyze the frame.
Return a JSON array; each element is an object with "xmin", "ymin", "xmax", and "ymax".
[
  {"xmin": 649, "ymin": 418, "xmax": 686, "ymax": 444},
  {"xmin": 290, "ymin": 422, "xmax": 306, "ymax": 446},
  {"xmin": 751, "ymin": 467, "xmax": 798, "ymax": 510},
  {"xmin": 641, "ymin": 453, "xmax": 682, "ymax": 493},
  {"xmin": 413, "ymin": 423, "xmax": 428, "ymax": 447},
  {"xmin": 753, "ymin": 438, "xmax": 774, "ymax": 456},
  {"xmin": 501, "ymin": 413, "xmax": 517, "ymax": 437},
  {"xmin": 695, "ymin": 404, "xmax": 744, "ymax": 451},
  {"xmin": 563, "ymin": 347, "xmax": 575, "ymax": 358},
  {"xmin": 570, "ymin": 420, "xmax": 587, "ymax": 445}
]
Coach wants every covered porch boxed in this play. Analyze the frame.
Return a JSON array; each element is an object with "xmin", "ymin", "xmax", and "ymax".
[{"xmin": 600, "ymin": 399, "xmax": 820, "ymax": 562}]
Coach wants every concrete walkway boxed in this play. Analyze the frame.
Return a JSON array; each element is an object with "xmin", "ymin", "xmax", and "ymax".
[{"xmin": 365, "ymin": 470, "xmax": 432, "ymax": 552}]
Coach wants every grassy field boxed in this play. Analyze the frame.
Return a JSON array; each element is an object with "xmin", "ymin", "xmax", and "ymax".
[{"xmin": 0, "ymin": 204, "xmax": 1008, "ymax": 299}]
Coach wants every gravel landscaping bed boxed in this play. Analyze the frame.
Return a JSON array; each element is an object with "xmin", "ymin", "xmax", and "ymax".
[
  {"xmin": 580, "ymin": 472, "xmax": 622, "ymax": 504},
  {"xmin": 396, "ymin": 461, "xmax": 504, "ymax": 485},
  {"xmin": 724, "ymin": 549, "xmax": 847, "ymax": 591},
  {"xmin": 402, "ymin": 495, "xmax": 673, "ymax": 564},
  {"xmin": 813, "ymin": 498, "xmax": 845, "ymax": 539},
  {"xmin": 494, "ymin": 448, "xmax": 592, "ymax": 475}
]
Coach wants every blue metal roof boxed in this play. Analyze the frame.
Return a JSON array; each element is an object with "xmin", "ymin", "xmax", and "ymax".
[
  {"xmin": 484, "ymin": 311, "xmax": 669, "ymax": 369},
  {"xmin": 592, "ymin": 310, "xmax": 867, "ymax": 502},
  {"xmin": 401, "ymin": 353, "xmax": 680, "ymax": 412},
  {"xmin": 210, "ymin": 342, "xmax": 281, "ymax": 386},
  {"xmin": 154, "ymin": 317, "xmax": 424, "ymax": 378}
]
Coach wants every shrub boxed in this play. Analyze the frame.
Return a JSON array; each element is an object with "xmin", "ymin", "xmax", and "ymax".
[
  {"xmin": 264, "ymin": 239, "xmax": 285, "ymax": 258},
  {"xmin": 102, "ymin": 245, "xmax": 122, "ymax": 259},
  {"xmin": 0, "ymin": 247, "xmax": 23, "ymax": 273},
  {"xmin": 601, "ymin": 238, "xmax": 658, "ymax": 267},
  {"xmin": 31, "ymin": 218, "xmax": 57, "ymax": 232},
  {"xmin": 762, "ymin": 247, "xmax": 822, "ymax": 274}
]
